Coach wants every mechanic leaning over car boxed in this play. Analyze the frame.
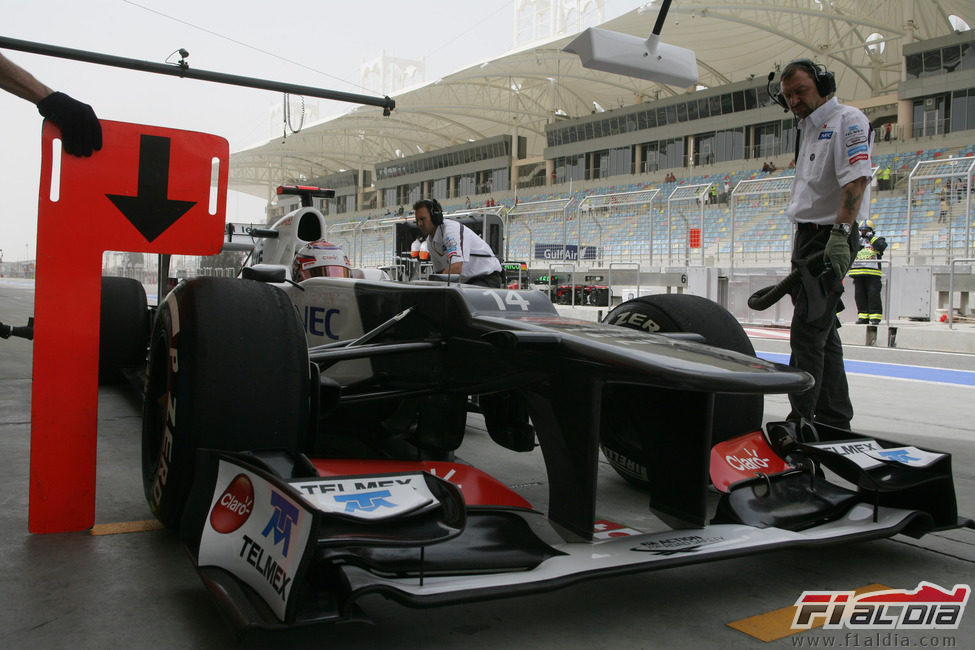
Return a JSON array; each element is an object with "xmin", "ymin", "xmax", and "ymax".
[
  {"xmin": 0, "ymin": 52, "xmax": 102, "ymax": 157},
  {"xmin": 413, "ymin": 198, "xmax": 504, "ymax": 287},
  {"xmin": 778, "ymin": 59, "xmax": 870, "ymax": 433}
]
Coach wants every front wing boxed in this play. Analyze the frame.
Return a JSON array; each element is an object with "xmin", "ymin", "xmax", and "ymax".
[{"xmin": 182, "ymin": 438, "xmax": 970, "ymax": 631}]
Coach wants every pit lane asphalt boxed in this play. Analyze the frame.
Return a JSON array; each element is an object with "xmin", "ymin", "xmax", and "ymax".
[{"xmin": 1, "ymin": 279, "xmax": 973, "ymax": 649}]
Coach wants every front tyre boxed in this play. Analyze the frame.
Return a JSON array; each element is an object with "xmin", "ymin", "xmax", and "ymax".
[
  {"xmin": 601, "ymin": 294, "xmax": 764, "ymax": 488},
  {"xmin": 142, "ymin": 278, "xmax": 309, "ymax": 529}
]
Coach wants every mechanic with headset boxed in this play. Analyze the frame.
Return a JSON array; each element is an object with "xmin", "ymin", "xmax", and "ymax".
[
  {"xmin": 773, "ymin": 59, "xmax": 870, "ymax": 432},
  {"xmin": 849, "ymin": 220, "xmax": 887, "ymax": 325},
  {"xmin": 0, "ymin": 52, "xmax": 102, "ymax": 157},
  {"xmin": 413, "ymin": 198, "xmax": 504, "ymax": 287}
]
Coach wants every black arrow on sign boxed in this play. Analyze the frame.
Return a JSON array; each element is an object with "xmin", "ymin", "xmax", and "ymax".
[{"xmin": 106, "ymin": 134, "xmax": 196, "ymax": 242}]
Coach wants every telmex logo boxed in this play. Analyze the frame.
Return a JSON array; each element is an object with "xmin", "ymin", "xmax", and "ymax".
[
  {"xmin": 791, "ymin": 582, "xmax": 970, "ymax": 630},
  {"xmin": 262, "ymin": 491, "xmax": 300, "ymax": 558},
  {"xmin": 210, "ymin": 473, "xmax": 254, "ymax": 534}
]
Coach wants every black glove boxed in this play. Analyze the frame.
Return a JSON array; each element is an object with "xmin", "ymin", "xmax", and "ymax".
[
  {"xmin": 874, "ymin": 237, "xmax": 888, "ymax": 257},
  {"xmin": 36, "ymin": 91, "xmax": 102, "ymax": 157},
  {"xmin": 824, "ymin": 229, "xmax": 852, "ymax": 278}
]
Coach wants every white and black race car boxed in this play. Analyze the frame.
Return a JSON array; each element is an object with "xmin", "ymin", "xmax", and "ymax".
[{"xmin": 118, "ymin": 187, "xmax": 970, "ymax": 630}]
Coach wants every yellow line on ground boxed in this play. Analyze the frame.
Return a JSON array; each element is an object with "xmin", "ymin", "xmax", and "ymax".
[
  {"xmin": 89, "ymin": 520, "xmax": 165, "ymax": 536},
  {"xmin": 727, "ymin": 583, "xmax": 890, "ymax": 642}
]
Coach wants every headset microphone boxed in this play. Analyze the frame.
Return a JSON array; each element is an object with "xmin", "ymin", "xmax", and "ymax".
[{"xmin": 768, "ymin": 71, "xmax": 788, "ymax": 112}]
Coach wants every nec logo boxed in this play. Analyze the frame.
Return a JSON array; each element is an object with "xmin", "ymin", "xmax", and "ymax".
[
  {"xmin": 303, "ymin": 306, "xmax": 340, "ymax": 340},
  {"xmin": 333, "ymin": 490, "xmax": 397, "ymax": 513},
  {"xmin": 262, "ymin": 491, "xmax": 300, "ymax": 557},
  {"xmin": 818, "ymin": 131, "xmax": 834, "ymax": 140}
]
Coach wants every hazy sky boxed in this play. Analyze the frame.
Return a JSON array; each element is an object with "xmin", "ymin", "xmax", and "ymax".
[{"xmin": 0, "ymin": 0, "xmax": 639, "ymax": 262}]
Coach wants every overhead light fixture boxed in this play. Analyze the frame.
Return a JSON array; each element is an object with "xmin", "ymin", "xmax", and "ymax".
[{"xmin": 562, "ymin": 0, "xmax": 697, "ymax": 87}]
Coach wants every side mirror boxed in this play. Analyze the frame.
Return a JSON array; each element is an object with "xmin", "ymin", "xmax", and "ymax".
[{"xmin": 242, "ymin": 265, "xmax": 286, "ymax": 283}]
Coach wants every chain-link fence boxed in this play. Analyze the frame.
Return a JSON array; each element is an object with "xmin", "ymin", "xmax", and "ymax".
[
  {"xmin": 665, "ymin": 183, "xmax": 711, "ymax": 266},
  {"xmin": 577, "ymin": 189, "xmax": 660, "ymax": 265},
  {"xmin": 906, "ymin": 157, "xmax": 975, "ymax": 264},
  {"xmin": 728, "ymin": 176, "xmax": 794, "ymax": 266},
  {"xmin": 504, "ymin": 198, "xmax": 577, "ymax": 264}
]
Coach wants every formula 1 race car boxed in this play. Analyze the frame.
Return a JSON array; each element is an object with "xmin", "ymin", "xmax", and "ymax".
[{"xmin": 131, "ymin": 189, "xmax": 970, "ymax": 631}]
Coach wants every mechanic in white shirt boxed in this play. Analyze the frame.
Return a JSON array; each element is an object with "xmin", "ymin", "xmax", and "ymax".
[
  {"xmin": 778, "ymin": 59, "xmax": 870, "ymax": 433},
  {"xmin": 413, "ymin": 199, "xmax": 504, "ymax": 287}
]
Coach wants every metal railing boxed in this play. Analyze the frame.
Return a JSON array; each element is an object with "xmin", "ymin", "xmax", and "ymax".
[
  {"xmin": 607, "ymin": 262, "xmax": 641, "ymax": 307},
  {"xmin": 947, "ymin": 258, "xmax": 975, "ymax": 329}
]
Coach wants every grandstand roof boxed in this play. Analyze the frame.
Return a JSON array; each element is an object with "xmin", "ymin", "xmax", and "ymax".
[{"xmin": 230, "ymin": 0, "xmax": 973, "ymax": 198}]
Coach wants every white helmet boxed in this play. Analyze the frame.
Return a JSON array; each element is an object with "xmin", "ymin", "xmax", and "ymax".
[{"xmin": 292, "ymin": 240, "xmax": 351, "ymax": 280}]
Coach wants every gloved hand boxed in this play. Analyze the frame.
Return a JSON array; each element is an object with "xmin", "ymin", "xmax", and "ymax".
[
  {"xmin": 824, "ymin": 228, "xmax": 852, "ymax": 278},
  {"xmin": 36, "ymin": 91, "xmax": 102, "ymax": 157}
]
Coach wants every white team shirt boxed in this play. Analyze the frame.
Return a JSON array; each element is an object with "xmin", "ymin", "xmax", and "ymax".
[
  {"xmin": 426, "ymin": 219, "xmax": 502, "ymax": 282},
  {"xmin": 787, "ymin": 97, "xmax": 873, "ymax": 225}
]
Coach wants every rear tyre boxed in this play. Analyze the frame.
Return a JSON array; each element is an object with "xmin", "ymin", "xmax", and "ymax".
[
  {"xmin": 142, "ymin": 278, "xmax": 309, "ymax": 529},
  {"xmin": 99, "ymin": 276, "xmax": 149, "ymax": 384},
  {"xmin": 601, "ymin": 294, "xmax": 764, "ymax": 488}
]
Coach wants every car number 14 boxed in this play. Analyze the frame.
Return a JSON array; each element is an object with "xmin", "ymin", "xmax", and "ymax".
[{"xmin": 482, "ymin": 290, "xmax": 530, "ymax": 311}]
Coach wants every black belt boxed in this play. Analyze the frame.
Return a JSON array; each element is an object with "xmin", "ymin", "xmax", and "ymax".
[
  {"xmin": 796, "ymin": 222, "xmax": 859, "ymax": 232},
  {"xmin": 796, "ymin": 222, "xmax": 830, "ymax": 231}
]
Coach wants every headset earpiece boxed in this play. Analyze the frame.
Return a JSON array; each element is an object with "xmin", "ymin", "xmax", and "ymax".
[
  {"xmin": 428, "ymin": 198, "xmax": 444, "ymax": 226},
  {"xmin": 768, "ymin": 59, "xmax": 836, "ymax": 111}
]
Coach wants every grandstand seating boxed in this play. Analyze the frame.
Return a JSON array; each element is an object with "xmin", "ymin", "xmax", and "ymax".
[{"xmin": 345, "ymin": 146, "xmax": 975, "ymax": 268}]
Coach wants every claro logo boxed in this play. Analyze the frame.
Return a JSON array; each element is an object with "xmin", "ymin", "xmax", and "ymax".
[
  {"xmin": 725, "ymin": 447, "xmax": 771, "ymax": 471},
  {"xmin": 210, "ymin": 473, "xmax": 255, "ymax": 533}
]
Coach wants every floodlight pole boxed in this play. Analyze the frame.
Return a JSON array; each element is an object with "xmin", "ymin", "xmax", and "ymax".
[
  {"xmin": 651, "ymin": 0, "xmax": 673, "ymax": 36},
  {"xmin": 644, "ymin": 0, "xmax": 674, "ymax": 54}
]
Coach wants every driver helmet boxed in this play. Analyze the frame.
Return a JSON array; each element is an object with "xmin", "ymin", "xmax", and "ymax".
[
  {"xmin": 860, "ymin": 219, "xmax": 875, "ymax": 236},
  {"xmin": 292, "ymin": 240, "xmax": 351, "ymax": 280}
]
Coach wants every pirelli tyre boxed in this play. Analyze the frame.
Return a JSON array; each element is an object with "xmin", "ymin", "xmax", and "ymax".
[
  {"xmin": 142, "ymin": 277, "xmax": 310, "ymax": 529},
  {"xmin": 99, "ymin": 276, "xmax": 149, "ymax": 384},
  {"xmin": 601, "ymin": 293, "xmax": 763, "ymax": 488}
]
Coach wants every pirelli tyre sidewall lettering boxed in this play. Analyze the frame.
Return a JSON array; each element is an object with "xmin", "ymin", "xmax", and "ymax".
[{"xmin": 143, "ymin": 284, "xmax": 187, "ymax": 527}]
